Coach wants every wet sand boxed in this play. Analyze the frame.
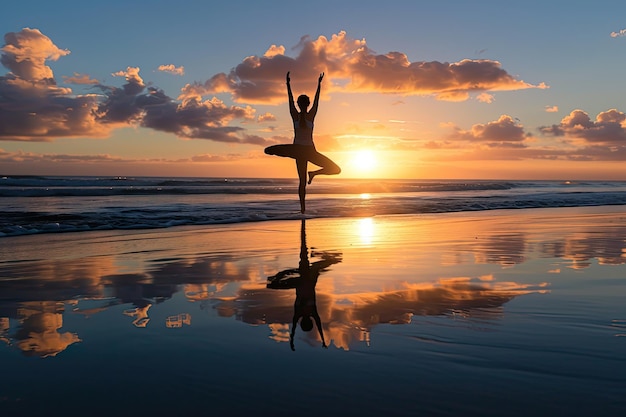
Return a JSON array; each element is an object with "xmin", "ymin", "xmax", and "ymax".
[{"xmin": 1, "ymin": 206, "xmax": 625, "ymax": 416}]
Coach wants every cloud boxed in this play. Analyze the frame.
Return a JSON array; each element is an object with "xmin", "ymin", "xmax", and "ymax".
[
  {"xmin": 0, "ymin": 149, "xmax": 125, "ymax": 163},
  {"xmin": 540, "ymin": 109, "xmax": 626, "ymax": 144},
  {"xmin": 0, "ymin": 148, "xmax": 251, "ymax": 164},
  {"xmin": 441, "ymin": 109, "xmax": 626, "ymax": 162},
  {"xmin": 0, "ymin": 29, "xmax": 547, "ymax": 146},
  {"xmin": 447, "ymin": 115, "xmax": 528, "ymax": 147},
  {"xmin": 158, "ymin": 64, "xmax": 185, "ymax": 76},
  {"xmin": 429, "ymin": 109, "xmax": 626, "ymax": 162},
  {"xmin": 476, "ymin": 92, "xmax": 494, "ymax": 103},
  {"xmin": 1, "ymin": 28, "xmax": 69, "ymax": 81},
  {"xmin": 190, "ymin": 153, "xmax": 241, "ymax": 162},
  {"xmin": 62, "ymin": 72, "xmax": 99, "ymax": 85},
  {"xmin": 545, "ymin": 105, "xmax": 559, "ymax": 113},
  {"xmin": 610, "ymin": 28, "xmax": 626, "ymax": 38},
  {"xmin": 0, "ymin": 28, "xmax": 107, "ymax": 141},
  {"xmin": 180, "ymin": 30, "xmax": 546, "ymax": 104},
  {"xmin": 0, "ymin": 29, "xmax": 264, "ymax": 144},
  {"xmin": 257, "ymin": 112, "xmax": 276, "ymax": 122}
]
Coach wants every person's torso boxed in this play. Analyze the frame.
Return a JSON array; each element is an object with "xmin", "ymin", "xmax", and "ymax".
[{"xmin": 293, "ymin": 117, "xmax": 314, "ymax": 146}]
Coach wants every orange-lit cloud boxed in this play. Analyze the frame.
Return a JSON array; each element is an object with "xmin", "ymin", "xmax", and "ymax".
[
  {"xmin": 180, "ymin": 31, "xmax": 546, "ymax": 104},
  {"xmin": 0, "ymin": 149, "xmax": 125, "ymax": 163},
  {"xmin": 257, "ymin": 112, "xmax": 277, "ymax": 122},
  {"xmin": 1, "ymin": 28, "xmax": 69, "ymax": 80},
  {"xmin": 157, "ymin": 64, "xmax": 185, "ymax": 76},
  {"xmin": 0, "ymin": 148, "xmax": 254, "ymax": 165},
  {"xmin": 477, "ymin": 92, "xmax": 495, "ymax": 103},
  {"xmin": 190, "ymin": 153, "xmax": 244, "ymax": 162},
  {"xmin": 545, "ymin": 105, "xmax": 559, "ymax": 113}
]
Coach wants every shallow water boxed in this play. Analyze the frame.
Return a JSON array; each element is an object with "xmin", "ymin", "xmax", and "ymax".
[{"xmin": 0, "ymin": 207, "xmax": 625, "ymax": 416}]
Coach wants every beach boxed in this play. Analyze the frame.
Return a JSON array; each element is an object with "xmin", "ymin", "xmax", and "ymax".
[{"xmin": 1, "ymin": 205, "xmax": 625, "ymax": 416}]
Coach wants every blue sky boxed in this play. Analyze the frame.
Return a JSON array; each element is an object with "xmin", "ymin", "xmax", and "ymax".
[{"xmin": 2, "ymin": 0, "xmax": 626, "ymax": 179}]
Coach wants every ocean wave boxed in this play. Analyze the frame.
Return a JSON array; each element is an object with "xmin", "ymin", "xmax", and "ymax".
[
  {"xmin": 0, "ymin": 176, "xmax": 520, "ymax": 197},
  {"xmin": 2, "ymin": 186, "xmax": 626, "ymax": 237}
]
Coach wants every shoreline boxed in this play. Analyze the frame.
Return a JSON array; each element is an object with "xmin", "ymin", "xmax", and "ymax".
[{"xmin": 2, "ymin": 203, "xmax": 625, "ymax": 244}]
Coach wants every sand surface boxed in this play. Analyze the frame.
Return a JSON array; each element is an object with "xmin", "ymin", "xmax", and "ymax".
[{"xmin": 1, "ymin": 206, "xmax": 625, "ymax": 416}]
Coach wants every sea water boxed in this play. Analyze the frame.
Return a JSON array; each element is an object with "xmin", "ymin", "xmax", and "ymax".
[{"xmin": 2, "ymin": 176, "xmax": 626, "ymax": 236}]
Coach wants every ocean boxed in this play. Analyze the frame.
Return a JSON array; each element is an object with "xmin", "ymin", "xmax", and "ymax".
[{"xmin": 3, "ymin": 175, "xmax": 626, "ymax": 237}]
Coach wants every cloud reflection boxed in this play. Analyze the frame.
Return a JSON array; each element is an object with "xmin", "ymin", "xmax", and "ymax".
[
  {"xmin": 232, "ymin": 275, "xmax": 546, "ymax": 351},
  {"xmin": 1, "ymin": 215, "xmax": 625, "ymax": 355},
  {"xmin": 219, "ymin": 220, "xmax": 548, "ymax": 350},
  {"xmin": 13, "ymin": 301, "xmax": 81, "ymax": 357}
]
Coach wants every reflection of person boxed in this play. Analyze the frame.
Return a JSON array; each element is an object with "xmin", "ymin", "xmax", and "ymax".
[
  {"xmin": 267, "ymin": 219, "xmax": 341, "ymax": 350},
  {"xmin": 264, "ymin": 72, "xmax": 341, "ymax": 213}
]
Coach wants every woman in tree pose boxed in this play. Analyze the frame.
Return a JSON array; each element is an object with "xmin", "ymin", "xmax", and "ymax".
[{"xmin": 264, "ymin": 71, "xmax": 341, "ymax": 213}]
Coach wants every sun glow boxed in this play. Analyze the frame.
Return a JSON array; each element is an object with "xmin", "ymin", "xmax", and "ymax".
[
  {"xmin": 357, "ymin": 217, "xmax": 376, "ymax": 246},
  {"xmin": 348, "ymin": 149, "xmax": 378, "ymax": 176}
]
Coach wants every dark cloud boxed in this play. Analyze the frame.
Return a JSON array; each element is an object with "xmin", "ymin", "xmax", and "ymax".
[
  {"xmin": 0, "ymin": 29, "xmax": 262, "ymax": 144},
  {"xmin": 541, "ymin": 109, "xmax": 626, "ymax": 144},
  {"xmin": 447, "ymin": 115, "xmax": 528, "ymax": 147},
  {"xmin": 0, "ymin": 28, "xmax": 108, "ymax": 141},
  {"xmin": 537, "ymin": 108, "xmax": 626, "ymax": 160}
]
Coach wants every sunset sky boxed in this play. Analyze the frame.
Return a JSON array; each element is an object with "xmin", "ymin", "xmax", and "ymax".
[{"xmin": 3, "ymin": 0, "xmax": 626, "ymax": 180}]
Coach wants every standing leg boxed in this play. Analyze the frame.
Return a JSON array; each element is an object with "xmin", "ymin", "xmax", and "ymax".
[
  {"xmin": 296, "ymin": 158, "xmax": 308, "ymax": 213},
  {"xmin": 307, "ymin": 151, "xmax": 341, "ymax": 184}
]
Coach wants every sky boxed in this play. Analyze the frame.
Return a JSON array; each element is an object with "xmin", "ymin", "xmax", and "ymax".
[{"xmin": 2, "ymin": 0, "xmax": 626, "ymax": 180}]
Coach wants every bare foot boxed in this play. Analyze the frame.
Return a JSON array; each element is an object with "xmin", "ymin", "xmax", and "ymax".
[{"xmin": 308, "ymin": 172, "xmax": 316, "ymax": 185}]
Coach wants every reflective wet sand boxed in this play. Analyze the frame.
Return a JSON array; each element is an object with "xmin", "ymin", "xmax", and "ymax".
[{"xmin": 1, "ymin": 207, "xmax": 625, "ymax": 416}]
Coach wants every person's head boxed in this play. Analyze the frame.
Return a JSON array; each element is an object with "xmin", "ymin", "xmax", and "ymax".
[
  {"xmin": 300, "ymin": 315, "xmax": 313, "ymax": 332},
  {"xmin": 297, "ymin": 94, "xmax": 310, "ymax": 111}
]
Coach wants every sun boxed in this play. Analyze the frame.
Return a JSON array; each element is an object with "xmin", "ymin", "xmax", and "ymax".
[{"xmin": 349, "ymin": 149, "xmax": 378, "ymax": 175}]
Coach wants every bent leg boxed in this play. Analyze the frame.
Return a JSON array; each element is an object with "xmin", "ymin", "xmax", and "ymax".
[
  {"xmin": 265, "ymin": 144, "xmax": 299, "ymax": 158},
  {"xmin": 307, "ymin": 151, "xmax": 341, "ymax": 184}
]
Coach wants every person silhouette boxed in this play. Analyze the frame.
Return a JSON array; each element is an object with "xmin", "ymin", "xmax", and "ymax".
[
  {"xmin": 264, "ymin": 72, "xmax": 341, "ymax": 213},
  {"xmin": 266, "ymin": 219, "xmax": 342, "ymax": 350}
]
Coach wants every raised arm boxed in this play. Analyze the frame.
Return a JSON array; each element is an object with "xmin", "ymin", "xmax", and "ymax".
[
  {"xmin": 309, "ymin": 72, "xmax": 324, "ymax": 119},
  {"xmin": 286, "ymin": 71, "xmax": 298, "ymax": 119}
]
